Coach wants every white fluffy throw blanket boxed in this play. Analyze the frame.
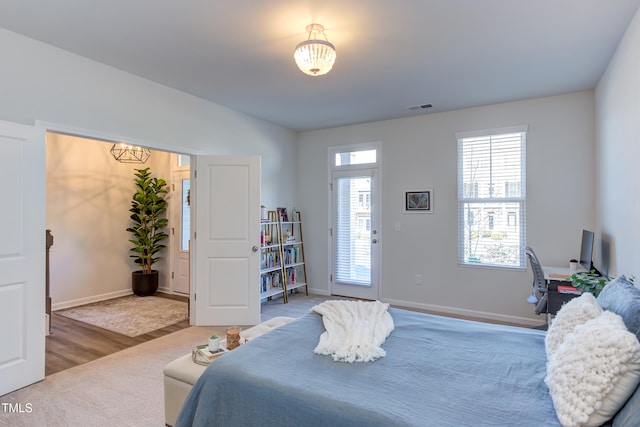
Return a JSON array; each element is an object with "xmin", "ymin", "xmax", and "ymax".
[{"xmin": 311, "ymin": 300, "xmax": 394, "ymax": 363}]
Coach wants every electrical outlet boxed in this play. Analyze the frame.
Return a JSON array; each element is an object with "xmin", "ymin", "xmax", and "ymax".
[{"xmin": 415, "ymin": 274, "xmax": 423, "ymax": 285}]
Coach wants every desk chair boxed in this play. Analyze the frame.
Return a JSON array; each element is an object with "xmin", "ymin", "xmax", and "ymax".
[{"xmin": 525, "ymin": 246, "xmax": 548, "ymax": 315}]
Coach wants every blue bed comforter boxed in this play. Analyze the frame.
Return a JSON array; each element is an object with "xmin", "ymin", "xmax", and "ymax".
[{"xmin": 176, "ymin": 308, "xmax": 560, "ymax": 426}]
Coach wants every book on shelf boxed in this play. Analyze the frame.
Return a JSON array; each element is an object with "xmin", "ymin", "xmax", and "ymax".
[
  {"xmin": 261, "ymin": 251, "xmax": 279, "ymax": 269},
  {"xmin": 261, "ymin": 270, "xmax": 282, "ymax": 292},
  {"xmin": 276, "ymin": 207, "xmax": 288, "ymax": 222},
  {"xmin": 283, "ymin": 247, "xmax": 302, "ymax": 265},
  {"xmin": 557, "ymin": 285, "xmax": 583, "ymax": 295}
]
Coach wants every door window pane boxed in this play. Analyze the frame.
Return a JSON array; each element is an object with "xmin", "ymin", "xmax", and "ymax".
[
  {"xmin": 181, "ymin": 179, "xmax": 191, "ymax": 251},
  {"xmin": 335, "ymin": 176, "xmax": 371, "ymax": 286}
]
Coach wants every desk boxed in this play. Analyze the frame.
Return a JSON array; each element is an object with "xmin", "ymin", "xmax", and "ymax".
[
  {"xmin": 541, "ymin": 265, "xmax": 586, "ymax": 316},
  {"xmin": 542, "ymin": 264, "xmax": 586, "ymax": 282}
]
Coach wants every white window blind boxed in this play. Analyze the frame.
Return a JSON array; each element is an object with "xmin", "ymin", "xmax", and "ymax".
[
  {"xmin": 457, "ymin": 126, "xmax": 527, "ymax": 268},
  {"xmin": 334, "ymin": 175, "xmax": 371, "ymax": 285}
]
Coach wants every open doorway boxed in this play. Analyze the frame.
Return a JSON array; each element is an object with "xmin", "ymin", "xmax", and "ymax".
[
  {"xmin": 45, "ymin": 132, "xmax": 191, "ymax": 374},
  {"xmin": 46, "ymin": 132, "xmax": 191, "ymax": 304}
]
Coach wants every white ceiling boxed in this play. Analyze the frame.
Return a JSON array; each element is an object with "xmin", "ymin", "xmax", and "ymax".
[{"xmin": 1, "ymin": 1, "xmax": 638, "ymax": 131}]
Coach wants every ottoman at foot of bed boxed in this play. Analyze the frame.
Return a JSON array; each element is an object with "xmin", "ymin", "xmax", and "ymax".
[{"xmin": 163, "ymin": 316, "xmax": 295, "ymax": 426}]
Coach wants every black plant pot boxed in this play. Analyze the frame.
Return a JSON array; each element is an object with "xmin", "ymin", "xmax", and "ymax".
[{"xmin": 132, "ymin": 270, "xmax": 158, "ymax": 296}]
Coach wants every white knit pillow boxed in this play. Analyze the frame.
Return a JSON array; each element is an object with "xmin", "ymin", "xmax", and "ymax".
[
  {"xmin": 545, "ymin": 292, "xmax": 602, "ymax": 357},
  {"xmin": 545, "ymin": 311, "xmax": 640, "ymax": 427}
]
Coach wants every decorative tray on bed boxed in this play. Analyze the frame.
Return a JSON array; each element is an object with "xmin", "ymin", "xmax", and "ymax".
[{"xmin": 192, "ymin": 343, "xmax": 229, "ymax": 366}]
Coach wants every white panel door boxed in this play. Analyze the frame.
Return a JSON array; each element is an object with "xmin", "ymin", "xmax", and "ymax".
[
  {"xmin": 193, "ymin": 156, "xmax": 260, "ymax": 326},
  {"xmin": 0, "ymin": 120, "xmax": 46, "ymax": 395}
]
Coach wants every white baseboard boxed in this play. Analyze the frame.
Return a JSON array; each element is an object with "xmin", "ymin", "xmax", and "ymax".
[
  {"xmin": 307, "ymin": 287, "xmax": 540, "ymax": 327},
  {"xmin": 55, "ymin": 284, "xmax": 538, "ymax": 327},
  {"xmin": 381, "ymin": 297, "xmax": 542, "ymax": 327},
  {"xmin": 52, "ymin": 289, "xmax": 133, "ymax": 311},
  {"xmin": 307, "ymin": 286, "xmax": 329, "ymax": 296}
]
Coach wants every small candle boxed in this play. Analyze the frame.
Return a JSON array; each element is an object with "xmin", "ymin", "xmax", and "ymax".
[{"xmin": 226, "ymin": 326, "xmax": 241, "ymax": 350}]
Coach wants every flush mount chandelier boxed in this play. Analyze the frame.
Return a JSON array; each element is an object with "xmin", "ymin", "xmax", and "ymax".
[
  {"xmin": 294, "ymin": 23, "xmax": 336, "ymax": 76},
  {"xmin": 110, "ymin": 143, "xmax": 151, "ymax": 163}
]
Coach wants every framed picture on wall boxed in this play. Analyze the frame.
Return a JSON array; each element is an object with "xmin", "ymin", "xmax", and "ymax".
[{"xmin": 403, "ymin": 189, "xmax": 433, "ymax": 213}]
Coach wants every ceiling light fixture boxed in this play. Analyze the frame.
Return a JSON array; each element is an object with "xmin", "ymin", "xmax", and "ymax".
[
  {"xmin": 110, "ymin": 143, "xmax": 151, "ymax": 163},
  {"xmin": 294, "ymin": 23, "xmax": 336, "ymax": 76}
]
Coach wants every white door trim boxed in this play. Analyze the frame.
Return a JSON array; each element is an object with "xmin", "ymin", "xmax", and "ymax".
[{"xmin": 35, "ymin": 121, "xmax": 196, "ymax": 156}]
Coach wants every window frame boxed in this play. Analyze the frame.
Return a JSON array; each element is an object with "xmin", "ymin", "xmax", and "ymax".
[{"xmin": 456, "ymin": 125, "xmax": 527, "ymax": 269}]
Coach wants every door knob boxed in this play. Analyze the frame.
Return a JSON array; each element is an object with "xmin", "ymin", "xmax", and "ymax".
[
  {"xmin": 252, "ymin": 246, "xmax": 259, "ymax": 252},
  {"xmin": 372, "ymin": 239, "xmax": 378, "ymax": 244}
]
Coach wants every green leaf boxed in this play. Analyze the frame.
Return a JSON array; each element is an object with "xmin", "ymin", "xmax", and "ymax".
[{"xmin": 127, "ymin": 167, "xmax": 169, "ymax": 272}]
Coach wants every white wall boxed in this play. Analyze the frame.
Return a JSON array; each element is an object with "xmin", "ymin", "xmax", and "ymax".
[
  {"xmin": 1, "ymin": 26, "xmax": 609, "ymax": 322},
  {"xmin": 298, "ymin": 92, "xmax": 596, "ymax": 324},
  {"xmin": 0, "ymin": 27, "xmax": 297, "ymax": 209},
  {"xmin": 46, "ymin": 134, "xmax": 173, "ymax": 308},
  {"xmin": 0, "ymin": 28, "xmax": 298, "ymax": 307},
  {"xmin": 595, "ymin": 7, "xmax": 640, "ymax": 278}
]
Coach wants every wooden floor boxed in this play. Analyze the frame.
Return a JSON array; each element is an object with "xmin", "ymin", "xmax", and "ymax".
[{"xmin": 45, "ymin": 293, "xmax": 190, "ymax": 376}]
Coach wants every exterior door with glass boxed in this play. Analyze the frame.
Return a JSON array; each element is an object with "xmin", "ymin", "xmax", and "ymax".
[
  {"xmin": 171, "ymin": 170, "xmax": 190, "ymax": 295},
  {"xmin": 330, "ymin": 146, "xmax": 380, "ymax": 300}
]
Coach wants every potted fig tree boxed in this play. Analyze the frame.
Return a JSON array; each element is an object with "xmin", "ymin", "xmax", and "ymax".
[{"xmin": 127, "ymin": 167, "xmax": 169, "ymax": 296}]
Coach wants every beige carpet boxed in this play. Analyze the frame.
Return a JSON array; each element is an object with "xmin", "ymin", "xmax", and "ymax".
[
  {"xmin": 0, "ymin": 294, "xmax": 342, "ymax": 427},
  {"xmin": 56, "ymin": 295, "xmax": 188, "ymax": 337},
  {"xmin": 0, "ymin": 293, "xmax": 517, "ymax": 426},
  {"xmin": 1, "ymin": 325, "xmax": 214, "ymax": 427},
  {"xmin": 0, "ymin": 293, "xmax": 322, "ymax": 426}
]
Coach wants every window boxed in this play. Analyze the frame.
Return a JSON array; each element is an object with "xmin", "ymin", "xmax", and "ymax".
[
  {"xmin": 457, "ymin": 126, "xmax": 527, "ymax": 268},
  {"xmin": 463, "ymin": 182, "xmax": 478, "ymax": 198},
  {"xmin": 334, "ymin": 149, "xmax": 376, "ymax": 166},
  {"xmin": 358, "ymin": 192, "xmax": 371, "ymax": 209},
  {"xmin": 177, "ymin": 154, "xmax": 190, "ymax": 167}
]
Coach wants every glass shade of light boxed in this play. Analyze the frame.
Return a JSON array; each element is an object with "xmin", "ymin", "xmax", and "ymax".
[
  {"xmin": 294, "ymin": 39, "xmax": 337, "ymax": 76},
  {"xmin": 110, "ymin": 143, "xmax": 151, "ymax": 163}
]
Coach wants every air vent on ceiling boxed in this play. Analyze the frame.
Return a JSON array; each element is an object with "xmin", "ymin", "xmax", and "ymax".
[{"xmin": 407, "ymin": 103, "xmax": 433, "ymax": 111}]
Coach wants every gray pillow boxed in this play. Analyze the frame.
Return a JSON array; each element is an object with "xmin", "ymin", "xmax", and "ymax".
[
  {"xmin": 597, "ymin": 275, "xmax": 640, "ymax": 341},
  {"xmin": 597, "ymin": 275, "xmax": 640, "ymax": 426}
]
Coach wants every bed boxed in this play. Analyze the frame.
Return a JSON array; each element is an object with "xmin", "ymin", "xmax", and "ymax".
[{"xmin": 176, "ymin": 277, "xmax": 640, "ymax": 427}]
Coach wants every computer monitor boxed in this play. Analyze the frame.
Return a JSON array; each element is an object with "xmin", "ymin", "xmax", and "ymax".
[{"xmin": 579, "ymin": 229, "xmax": 595, "ymax": 271}]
